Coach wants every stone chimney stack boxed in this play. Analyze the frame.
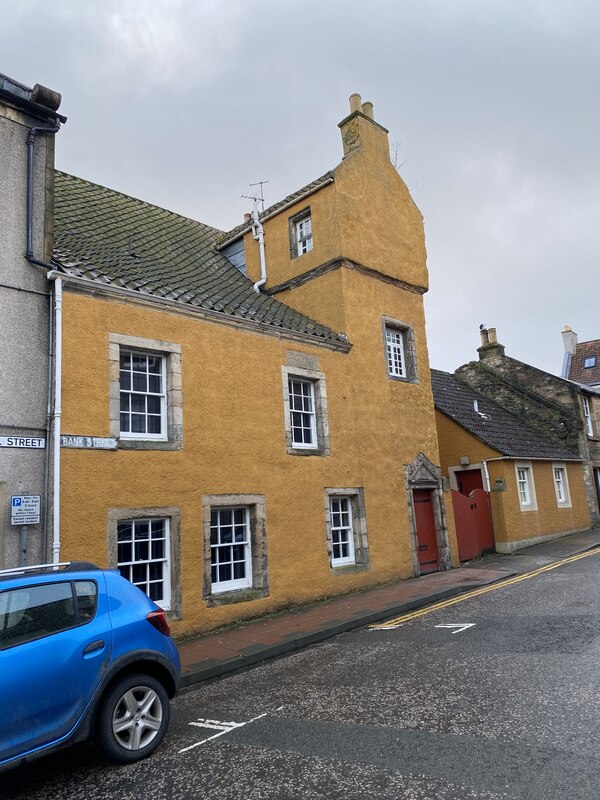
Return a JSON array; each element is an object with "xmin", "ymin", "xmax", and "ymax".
[
  {"xmin": 562, "ymin": 325, "xmax": 578, "ymax": 354},
  {"xmin": 338, "ymin": 92, "xmax": 390, "ymax": 161},
  {"xmin": 478, "ymin": 325, "xmax": 505, "ymax": 361}
]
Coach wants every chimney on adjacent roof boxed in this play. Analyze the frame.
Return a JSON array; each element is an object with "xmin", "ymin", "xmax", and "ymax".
[
  {"xmin": 338, "ymin": 92, "xmax": 390, "ymax": 161},
  {"xmin": 478, "ymin": 324, "xmax": 505, "ymax": 361},
  {"xmin": 562, "ymin": 325, "xmax": 578, "ymax": 354}
]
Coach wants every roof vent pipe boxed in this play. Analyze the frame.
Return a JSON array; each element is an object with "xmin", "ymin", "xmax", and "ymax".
[{"xmin": 251, "ymin": 197, "xmax": 268, "ymax": 293}]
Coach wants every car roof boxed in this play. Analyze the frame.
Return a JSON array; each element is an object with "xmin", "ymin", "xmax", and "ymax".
[{"xmin": 0, "ymin": 562, "xmax": 102, "ymax": 585}]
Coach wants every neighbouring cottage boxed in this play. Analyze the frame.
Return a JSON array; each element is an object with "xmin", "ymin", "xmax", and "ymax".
[
  {"xmin": 432, "ymin": 368, "xmax": 590, "ymax": 557},
  {"xmin": 433, "ymin": 325, "xmax": 597, "ymax": 559},
  {"xmin": 1, "ymin": 76, "xmax": 460, "ymax": 636}
]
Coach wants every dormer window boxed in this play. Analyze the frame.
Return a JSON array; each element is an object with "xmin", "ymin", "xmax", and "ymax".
[{"xmin": 290, "ymin": 209, "xmax": 313, "ymax": 257}]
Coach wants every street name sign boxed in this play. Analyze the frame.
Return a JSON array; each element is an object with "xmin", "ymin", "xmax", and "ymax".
[
  {"xmin": 0, "ymin": 437, "xmax": 45, "ymax": 448},
  {"xmin": 60, "ymin": 435, "xmax": 117, "ymax": 450}
]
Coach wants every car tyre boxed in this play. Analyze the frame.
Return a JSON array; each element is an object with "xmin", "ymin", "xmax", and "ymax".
[{"xmin": 96, "ymin": 673, "xmax": 170, "ymax": 764}]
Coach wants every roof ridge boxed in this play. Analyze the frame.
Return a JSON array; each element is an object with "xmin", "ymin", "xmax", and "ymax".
[{"xmin": 54, "ymin": 170, "xmax": 225, "ymax": 235}]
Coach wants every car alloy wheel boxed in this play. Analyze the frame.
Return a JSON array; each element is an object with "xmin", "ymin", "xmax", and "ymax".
[
  {"xmin": 97, "ymin": 673, "xmax": 170, "ymax": 763},
  {"xmin": 112, "ymin": 684, "xmax": 163, "ymax": 751}
]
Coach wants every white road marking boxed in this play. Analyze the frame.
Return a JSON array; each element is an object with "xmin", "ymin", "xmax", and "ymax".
[
  {"xmin": 435, "ymin": 623, "xmax": 476, "ymax": 634},
  {"xmin": 179, "ymin": 712, "xmax": 269, "ymax": 754}
]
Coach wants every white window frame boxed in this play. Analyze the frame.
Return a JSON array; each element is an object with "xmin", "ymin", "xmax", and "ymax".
[
  {"xmin": 382, "ymin": 318, "xmax": 418, "ymax": 383},
  {"xmin": 109, "ymin": 334, "xmax": 183, "ymax": 450},
  {"xmin": 385, "ymin": 326, "xmax": 407, "ymax": 378},
  {"xmin": 209, "ymin": 506, "xmax": 252, "ymax": 594},
  {"xmin": 116, "ymin": 517, "xmax": 171, "ymax": 610},
  {"xmin": 281, "ymin": 363, "xmax": 330, "ymax": 456},
  {"xmin": 583, "ymin": 396, "xmax": 594, "ymax": 436},
  {"xmin": 119, "ymin": 349, "xmax": 167, "ymax": 441},
  {"xmin": 552, "ymin": 463, "xmax": 572, "ymax": 508},
  {"xmin": 329, "ymin": 496, "xmax": 356, "ymax": 566},
  {"xmin": 289, "ymin": 208, "xmax": 313, "ymax": 258},
  {"xmin": 584, "ymin": 356, "xmax": 596, "ymax": 368},
  {"xmin": 288, "ymin": 377, "xmax": 317, "ymax": 449},
  {"xmin": 515, "ymin": 462, "xmax": 537, "ymax": 511},
  {"xmin": 323, "ymin": 488, "xmax": 369, "ymax": 572},
  {"xmin": 296, "ymin": 215, "xmax": 313, "ymax": 255}
]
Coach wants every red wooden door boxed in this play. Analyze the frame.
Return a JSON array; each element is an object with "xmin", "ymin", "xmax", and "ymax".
[
  {"xmin": 456, "ymin": 468, "xmax": 484, "ymax": 496},
  {"xmin": 451, "ymin": 488, "xmax": 495, "ymax": 561},
  {"xmin": 413, "ymin": 489, "xmax": 439, "ymax": 574}
]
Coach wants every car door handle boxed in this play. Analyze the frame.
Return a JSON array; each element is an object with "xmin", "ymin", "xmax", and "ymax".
[{"xmin": 83, "ymin": 640, "xmax": 105, "ymax": 654}]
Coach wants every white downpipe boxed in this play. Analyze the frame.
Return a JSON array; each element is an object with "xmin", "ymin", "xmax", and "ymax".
[
  {"xmin": 482, "ymin": 459, "xmax": 491, "ymax": 493},
  {"xmin": 50, "ymin": 274, "xmax": 63, "ymax": 563},
  {"xmin": 251, "ymin": 199, "xmax": 267, "ymax": 293}
]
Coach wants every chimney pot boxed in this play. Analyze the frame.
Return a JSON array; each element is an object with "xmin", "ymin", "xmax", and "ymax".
[
  {"xmin": 562, "ymin": 325, "xmax": 578, "ymax": 354},
  {"xmin": 349, "ymin": 93, "xmax": 362, "ymax": 113},
  {"xmin": 479, "ymin": 327, "xmax": 489, "ymax": 347},
  {"xmin": 243, "ymin": 212, "xmax": 252, "ymax": 223},
  {"xmin": 361, "ymin": 101, "xmax": 374, "ymax": 119},
  {"xmin": 31, "ymin": 83, "xmax": 62, "ymax": 111},
  {"xmin": 488, "ymin": 327, "xmax": 497, "ymax": 344}
]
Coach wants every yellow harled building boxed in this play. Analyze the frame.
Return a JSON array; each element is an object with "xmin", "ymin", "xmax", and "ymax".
[{"xmin": 53, "ymin": 94, "xmax": 458, "ymax": 636}]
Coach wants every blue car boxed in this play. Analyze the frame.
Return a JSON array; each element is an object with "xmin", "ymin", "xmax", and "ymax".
[{"xmin": 0, "ymin": 562, "xmax": 180, "ymax": 771}]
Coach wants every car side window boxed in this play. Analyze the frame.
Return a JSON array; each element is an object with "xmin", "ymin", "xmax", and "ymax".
[
  {"xmin": 75, "ymin": 580, "xmax": 98, "ymax": 622},
  {"xmin": 0, "ymin": 582, "xmax": 77, "ymax": 650}
]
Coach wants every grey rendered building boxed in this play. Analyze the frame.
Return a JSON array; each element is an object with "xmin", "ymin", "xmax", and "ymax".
[{"xmin": 0, "ymin": 74, "xmax": 65, "ymax": 567}]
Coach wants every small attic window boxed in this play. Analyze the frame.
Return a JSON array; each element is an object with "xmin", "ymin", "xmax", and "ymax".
[
  {"xmin": 290, "ymin": 208, "xmax": 313, "ymax": 258},
  {"xmin": 584, "ymin": 356, "xmax": 596, "ymax": 368}
]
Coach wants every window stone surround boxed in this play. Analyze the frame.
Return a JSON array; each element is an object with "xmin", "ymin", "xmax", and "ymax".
[
  {"xmin": 201, "ymin": 493, "xmax": 269, "ymax": 607},
  {"xmin": 281, "ymin": 352, "xmax": 330, "ymax": 457},
  {"xmin": 514, "ymin": 460, "xmax": 538, "ymax": 512},
  {"xmin": 381, "ymin": 316, "xmax": 419, "ymax": 384},
  {"xmin": 289, "ymin": 206, "xmax": 312, "ymax": 259},
  {"xmin": 323, "ymin": 487, "xmax": 370, "ymax": 574},
  {"xmin": 108, "ymin": 333, "xmax": 182, "ymax": 450},
  {"xmin": 107, "ymin": 505, "xmax": 182, "ymax": 619}
]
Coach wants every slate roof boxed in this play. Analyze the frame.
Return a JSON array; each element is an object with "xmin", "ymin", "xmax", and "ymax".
[
  {"xmin": 431, "ymin": 370, "xmax": 578, "ymax": 460},
  {"xmin": 567, "ymin": 339, "xmax": 600, "ymax": 386},
  {"xmin": 52, "ymin": 171, "xmax": 348, "ymax": 348},
  {"xmin": 218, "ymin": 171, "xmax": 335, "ymax": 248}
]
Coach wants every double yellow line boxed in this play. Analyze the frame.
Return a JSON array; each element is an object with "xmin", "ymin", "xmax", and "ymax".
[{"xmin": 370, "ymin": 546, "xmax": 600, "ymax": 630}]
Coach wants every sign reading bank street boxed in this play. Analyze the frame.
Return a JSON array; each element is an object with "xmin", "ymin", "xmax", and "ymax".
[
  {"xmin": 0, "ymin": 436, "xmax": 46, "ymax": 448},
  {"xmin": 60, "ymin": 435, "xmax": 118, "ymax": 450}
]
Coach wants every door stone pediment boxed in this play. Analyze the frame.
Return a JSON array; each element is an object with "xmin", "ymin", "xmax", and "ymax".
[{"xmin": 406, "ymin": 452, "xmax": 439, "ymax": 487}]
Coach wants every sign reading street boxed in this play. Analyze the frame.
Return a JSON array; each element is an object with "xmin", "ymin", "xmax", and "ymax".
[
  {"xmin": 11, "ymin": 495, "xmax": 41, "ymax": 526},
  {"xmin": 0, "ymin": 437, "xmax": 45, "ymax": 449}
]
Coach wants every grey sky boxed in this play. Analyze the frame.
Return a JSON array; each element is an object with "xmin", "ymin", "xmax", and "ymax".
[{"xmin": 3, "ymin": 0, "xmax": 598, "ymax": 374}]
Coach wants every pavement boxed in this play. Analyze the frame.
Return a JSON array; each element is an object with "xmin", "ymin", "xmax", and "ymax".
[{"xmin": 178, "ymin": 527, "xmax": 600, "ymax": 688}]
